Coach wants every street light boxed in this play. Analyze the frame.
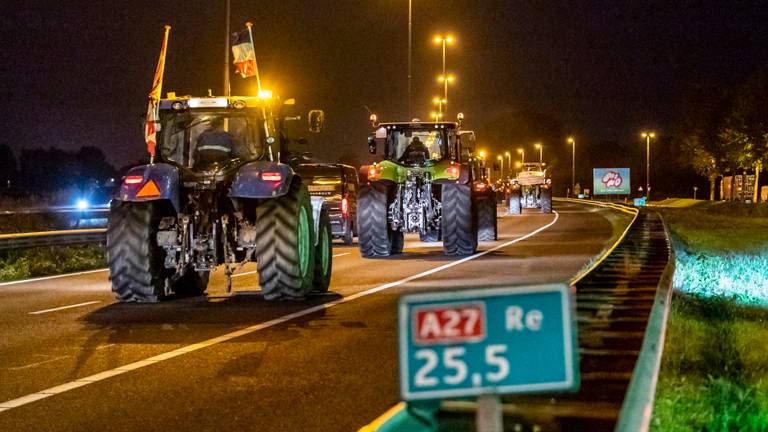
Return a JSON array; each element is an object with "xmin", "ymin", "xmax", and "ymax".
[
  {"xmin": 433, "ymin": 35, "xmax": 455, "ymax": 114},
  {"xmin": 478, "ymin": 150, "xmax": 486, "ymax": 159},
  {"xmin": 497, "ymin": 155, "xmax": 504, "ymax": 180},
  {"xmin": 430, "ymin": 111, "xmax": 442, "ymax": 122},
  {"xmin": 517, "ymin": 148, "xmax": 525, "ymax": 164},
  {"xmin": 534, "ymin": 143, "xmax": 543, "ymax": 163},
  {"xmin": 504, "ymin": 151, "xmax": 511, "ymax": 173},
  {"xmin": 432, "ymin": 96, "xmax": 447, "ymax": 115},
  {"xmin": 567, "ymin": 137, "xmax": 575, "ymax": 197},
  {"xmin": 641, "ymin": 132, "xmax": 656, "ymax": 198},
  {"xmin": 437, "ymin": 74, "xmax": 455, "ymax": 115}
]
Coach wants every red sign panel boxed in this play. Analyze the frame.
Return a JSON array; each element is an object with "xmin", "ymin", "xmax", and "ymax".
[{"xmin": 413, "ymin": 302, "xmax": 486, "ymax": 345}]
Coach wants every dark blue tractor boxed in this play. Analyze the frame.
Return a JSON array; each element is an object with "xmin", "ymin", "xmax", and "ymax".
[{"xmin": 107, "ymin": 95, "xmax": 332, "ymax": 302}]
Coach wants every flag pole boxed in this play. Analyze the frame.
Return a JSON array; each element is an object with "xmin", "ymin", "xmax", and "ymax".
[
  {"xmin": 246, "ymin": 22, "xmax": 262, "ymax": 92},
  {"xmin": 224, "ymin": 0, "xmax": 231, "ymax": 96},
  {"xmin": 146, "ymin": 25, "xmax": 171, "ymax": 164}
]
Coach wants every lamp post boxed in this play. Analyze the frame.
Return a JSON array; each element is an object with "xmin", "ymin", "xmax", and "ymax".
[
  {"xmin": 497, "ymin": 155, "xmax": 504, "ymax": 180},
  {"xmin": 568, "ymin": 137, "xmax": 575, "ymax": 197},
  {"xmin": 534, "ymin": 143, "xmax": 543, "ymax": 163},
  {"xmin": 517, "ymin": 148, "xmax": 525, "ymax": 165},
  {"xmin": 437, "ymin": 74, "xmax": 455, "ymax": 115},
  {"xmin": 432, "ymin": 96, "xmax": 446, "ymax": 115},
  {"xmin": 641, "ymin": 132, "xmax": 655, "ymax": 198},
  {"xmin": 515, "ymin": 162, "xmax": 521, "ymax": 177},
  {"xmin": 504, "ymin": 151, "xmax": 511, "ymax": 174},
  {"xmin": 408, "ymin": 0, "xmax": 412, "ymax": 119},
  {"xmin": 433, "ymin": 35, "xmax": 455, "ymax": 113}
]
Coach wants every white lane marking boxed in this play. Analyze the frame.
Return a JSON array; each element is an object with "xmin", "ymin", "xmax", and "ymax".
[
  {"xmin": 0, "ymin": 212, "xmax": 559, "ymax": 413},
  {"xmin": 333, "ymin": 252, "xmax": 351, "ymax": 257},
  {"xmin": 0, "ymin": 269, "xmax": 109, "ymax": 288},
  {"xmin": 8, "ymin": 356, "xmax": 70, "ymax": 371},
  {"xmin": 28, "ymin": 301, "xmax": 101, "ymax": 315}
]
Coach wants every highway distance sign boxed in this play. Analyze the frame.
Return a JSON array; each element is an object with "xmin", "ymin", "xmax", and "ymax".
[{"xmin": 399, "ymin": 284, "xmax": 579, "ymax": 401}]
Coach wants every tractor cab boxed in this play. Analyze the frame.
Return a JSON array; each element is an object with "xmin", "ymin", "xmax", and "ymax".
[
  {"xmin": 374, "ymin": 122, "xmax": 459, "ymax": 167},
  {"xmin": 157, "ymin": 97, "xmax": 276, "ymax": 174}
]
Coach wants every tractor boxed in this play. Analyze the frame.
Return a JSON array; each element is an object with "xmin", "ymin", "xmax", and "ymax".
[
  {"xmin": 357, "ymin": 114, "xmax": 497, "ymax": 258},
  {"xmin": 507, "ymin": 162, "xmax": 553, "ymax": 214},
  {"xmin": 107, "ymin": 95, "xmax": 333, "ymax": 302}
]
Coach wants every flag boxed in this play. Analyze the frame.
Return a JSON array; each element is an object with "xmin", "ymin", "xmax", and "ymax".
[
  {"xmin": 145, "ymin": 25, "xmax": 170, "ymax": 158},
  {"xmin": 231, "ymin": 27, "xmax": 257, "ymax": 78}
]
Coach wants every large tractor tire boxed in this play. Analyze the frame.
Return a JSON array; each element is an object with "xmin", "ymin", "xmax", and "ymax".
[
  {"xmin": 477, "ymin": 193, "xmax": 498, "ymax": 242},
  {"xmin": 107, "ymin": 201, "xmax": 171, "ymax": 302},
  {"xmin": 541, "ymin": 187, "xmax": 553, "ymax": 214},
  {"xmin": 442, "ymin": 183, "xmax": 478, "ymax": 256},
  {"xmin": 255, "ymin": 179, "xmax": 316, "ymax": 300},
  {"xmin": 312, "ymin": 207, "xmax": 333, "ymax": 293},
  {"xmin": 508, "ymin": 189, "xmax": 522, "ymax": 215},
  {"xmin": 358, "ymin": 184, "xmax": 401, "ymax": 257}
]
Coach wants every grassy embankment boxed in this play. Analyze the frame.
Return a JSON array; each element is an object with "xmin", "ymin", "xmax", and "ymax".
[{"xmin": 651, "ymin": 201, "xmax": 768, "ymax": 431}]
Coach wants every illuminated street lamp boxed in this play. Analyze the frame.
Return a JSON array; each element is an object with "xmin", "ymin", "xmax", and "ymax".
[
  {"xmin": 478, "ymin": 150, "xmax": 486, "ymax": 159},
  {"xmin": 432, "ymin": 96, "xmax": 447, "ymax": 115},
  {"xmin": 641, "ymin": 132, "xmax": 656, "ymax": 198},
  {"xmin": 517, "ymin": 148, "xmax": 525, "ymax": 164},
  {"xmin": 568, "ymin": 137, "xmax": 575, "ymax": 196},
  {"xmin": 515, "ymin": 161, "xmax": 522, "ymax": 176},
  {"xmin": 437, "ymin": 74, "xmax": 455, "ymax": 115},
  {"xmin": 534, "ymin": 143, "xmax": 543, "ymax": 163},
  {"xmin": 497, "ymin": 155, "xmax": 504, "ymax": 180},
  {"xmin": 430, "ymin": 111, "xmax": 443, "ymax": 122},
  {"xmin": 433, "ymin": 35, "xmax": 455, "ymax": 107},
  {"xmin": 504, "ymin": 151, "xmax": 511, "ymax": 173}
]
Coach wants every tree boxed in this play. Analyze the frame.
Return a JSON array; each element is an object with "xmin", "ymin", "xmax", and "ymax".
[
  {"xmin": 718, "ymin": 65, "xmax": 768, "ymax": 201},
  {"xmin": 676, "ymin": 86, "xmax": 733, "ymax": 200}
]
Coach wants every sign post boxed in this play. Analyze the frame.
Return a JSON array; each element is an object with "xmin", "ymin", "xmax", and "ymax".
[{"xmin": 399, "ymin": 284, "xmax": 579, "ymax": 430}]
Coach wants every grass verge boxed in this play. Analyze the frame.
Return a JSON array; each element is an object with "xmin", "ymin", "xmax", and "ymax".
[
  {"xmin": 0, "ymin": 244, "xmax": 106, "ymax": 282},
  {"xmin": 652, "ymin": 202, "xmax": 768, "ymax": 431}
]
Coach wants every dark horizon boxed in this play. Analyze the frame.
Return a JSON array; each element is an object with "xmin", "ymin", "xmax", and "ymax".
[{"xmin": 2, "ymin": 1, "xmax": 768, "ymax": 193}]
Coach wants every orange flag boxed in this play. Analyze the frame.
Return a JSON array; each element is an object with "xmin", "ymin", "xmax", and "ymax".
[{"xmin": 145, "ymin": 25, "xmax": 170, "ymax": 158}]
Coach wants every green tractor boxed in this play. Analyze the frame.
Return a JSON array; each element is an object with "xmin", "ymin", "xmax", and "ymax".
[{"xmin": 357, "ymin": 115, "xmax": 497, "ymax": 258}]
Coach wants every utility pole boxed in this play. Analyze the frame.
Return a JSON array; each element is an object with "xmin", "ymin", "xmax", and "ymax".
[
  {"xmin": 223, "ymin": 0, "xmax": 230, "ymax": 96},
  {"xmin": 408, "ymin": 0, "xmax": 412, "ymax": 120}
]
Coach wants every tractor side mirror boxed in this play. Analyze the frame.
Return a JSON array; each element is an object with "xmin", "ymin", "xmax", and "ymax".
[
  {"xmin": 368, "ymin": 136, "xmax": 377, "ymax": 154},
  {"xmin": 296, "ymin": 137, "xmax": 309, "ymax": 145},
  {"xmin": 308, "ymin": 110, "xmax": 324, "ymax": 133},
  {"xmin": 302, "ymin": 151, "xmax": 313, "ymax": 161}
]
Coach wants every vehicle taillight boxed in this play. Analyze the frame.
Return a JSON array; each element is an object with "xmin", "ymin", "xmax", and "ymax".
[
  {"xmin": 124, "ymin": 175, "xmax": 143, "ymax": 185},
  {"xmin": 446, "ymin": 164, "xmax": 460, "ymax": 179},
  {"xmin": 368, "ymin": 165, "xmax": 379, "ymax": 180},
  {"xmin": 474, "ymin": 182, "xmax": 487, "ymax": 192},
  {"xmin": 261, "ymin": 172, "xmax": 282, "ymax": 182},
  {"xmin": 341, "ymin": 197, "xmax": 349, "ymax": 217}
]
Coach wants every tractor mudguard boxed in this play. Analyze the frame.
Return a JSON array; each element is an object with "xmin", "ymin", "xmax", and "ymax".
[
  {"xmin": 115, "ymin": 163, "xmax": 181, "ymax": 212},
  {"xmin": 229, "ymin": 161, "xmax": 295, "ymax": 199}
]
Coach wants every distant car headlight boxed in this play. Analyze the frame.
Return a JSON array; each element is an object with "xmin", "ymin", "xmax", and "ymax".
[{"xmin": 76, "ymin": 199, "xmax": 90, "ymax": 210}]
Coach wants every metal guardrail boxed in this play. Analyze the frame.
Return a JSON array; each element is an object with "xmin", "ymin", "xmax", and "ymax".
[
  {"xmin": 0, "ymin": 229, "xmax": 107, "ymax": 250},
  {"xmin": 0, "ymin": 206, "xmax": 109, "ymax": 216}
]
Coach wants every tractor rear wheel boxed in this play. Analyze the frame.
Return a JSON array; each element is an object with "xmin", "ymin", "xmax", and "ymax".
[
  {"xmin": 256, "ymin": 179, "xmax": 316, "ymax": 300},
  {"xmin": 312, "ymin": 207, "xmax": 333, "ymax": 293},
  {"xmin": 107, "ymin": 201, "xmax": 171, "ymax": 302},
  {"xmin": 358, "ymin": 184, "xmax": 400, "ymax": 257},
  {"xmin": 508, "ymin": 189, "xmax": 522, "ymax": 215},
  {"xmin": 541, "ymin": 187, "xmax": 553, "ymax": 213},
  {"xmin": 442, "ymin": 183, "xmax": 478, "ymax": 256},
  {"xmin": 477, "ymin": 193, "xmax": 498, "ymax": 241}
]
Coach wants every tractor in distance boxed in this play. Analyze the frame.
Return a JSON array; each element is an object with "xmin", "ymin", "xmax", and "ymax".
[
  {"xmin": 357, "ymin": 113, "xmax": 497, "ymax": 258},
  {"xmin": 507, "ymin": 161, "xmax": 553, "ymax": 214}
]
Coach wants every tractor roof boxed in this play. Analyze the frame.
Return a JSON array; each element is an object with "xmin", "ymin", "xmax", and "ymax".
[
  {"xmin": 376, "ymin": 121, "xmax": 459, "ymax": 129},
  {"xmin": 158, "ymin": 95, "xmax": 279, "ymax": 111}
]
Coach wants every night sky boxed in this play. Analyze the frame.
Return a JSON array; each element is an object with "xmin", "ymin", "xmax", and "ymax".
[{"xmin": 3, "ymin": 1, "xmax": 768, "ymax": 189}]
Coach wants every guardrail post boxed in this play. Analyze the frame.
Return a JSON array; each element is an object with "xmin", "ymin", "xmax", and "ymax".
[{"xmin": 476, "ymin": 394, "xmax": 502, "ymax": 432}]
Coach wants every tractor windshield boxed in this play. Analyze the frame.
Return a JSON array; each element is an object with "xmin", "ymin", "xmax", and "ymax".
[
  {"xmin": 385, "ymin": 127, "xmax": 452, "ymax": 165},
  {"xmin": 159, "ymin": 111, "xmax": 264, "ymax": 170}
]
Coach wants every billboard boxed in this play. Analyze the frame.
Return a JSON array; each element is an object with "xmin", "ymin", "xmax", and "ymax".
[{"xmin": 593, "ymin": 168, "xmax": 631, "ymax": 195}]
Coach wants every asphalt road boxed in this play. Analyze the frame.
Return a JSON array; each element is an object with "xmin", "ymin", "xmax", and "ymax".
[{"xmin": 0, "ymin": 201, "xmax": 623, "ymax": 432}]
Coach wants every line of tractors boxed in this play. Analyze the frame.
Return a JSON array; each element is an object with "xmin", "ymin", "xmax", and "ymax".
[{"xmin": 107, "ymin": 42, "xmax": 550, "ymax": 304}]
